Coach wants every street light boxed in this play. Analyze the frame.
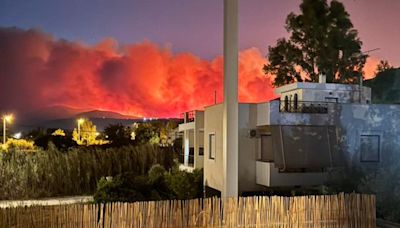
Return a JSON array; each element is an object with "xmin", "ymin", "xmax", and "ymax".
[
  {"xmin": 77, "ymin": 118, "xmax": 85, "ymax": 142},
  {"xmin": 2, "ymin": 114, "xmax": 13, "ymax": 145}
]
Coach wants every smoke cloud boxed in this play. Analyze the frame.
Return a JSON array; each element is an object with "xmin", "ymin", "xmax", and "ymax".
[{"xmin": 0, "ymin": 27, "xmax": 379, "ymax": 119}]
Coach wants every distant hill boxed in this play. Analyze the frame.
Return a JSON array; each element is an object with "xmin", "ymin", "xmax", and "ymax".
[
  {"xmin": 76, "ymin": 110, "xmax": 138, "ymax": 119},
  {"xmin": 364, "ymin": 68, "xmax": 400, "ymax": 104},
  {"xmin": 25, "ymin": 105, "xmax": 91, "ymax": 122},
  {"xmin": 15, "ymin": 105, "xmax": 181, "ymax": 132},
  {"xmin": 17, "ymin": 106, "xmax": 140, "ymax": 131}
]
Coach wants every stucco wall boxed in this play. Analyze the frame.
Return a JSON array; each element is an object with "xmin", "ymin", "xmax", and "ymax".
[
  {"xmin": 237, "ymin": 104, "xmax": 264, "ymax": 192},
  {"xmin": 203, "ymin": 104, "xmax": 224, "ymax": 192},
  {"xmin": 194, "ymin": 111, "xmax": 204, "ymax": 169},
  {"xmin": 337, "ymin": 104, "xmax": 400, "ymax": 165}
]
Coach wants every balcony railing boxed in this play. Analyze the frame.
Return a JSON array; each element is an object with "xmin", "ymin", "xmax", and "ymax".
[
  {"xmin": 180, "ymin": 111, "xmax": 195, "ymax": 123},
  {"xmin": 279, "ymin": 100, "xmax": 329, "ymax": 114},
  {"xmin": 178, "ymin": 153, "xmax": 194, "ymax": 167}
]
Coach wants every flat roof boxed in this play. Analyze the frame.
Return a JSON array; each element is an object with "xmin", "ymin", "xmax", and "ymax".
[{"xmin": 275, "ymin": 82, "xmax": 370, "ymax": 94}]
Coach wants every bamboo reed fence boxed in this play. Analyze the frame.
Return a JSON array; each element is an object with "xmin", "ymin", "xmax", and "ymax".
[{"xmin": 0, "ymin": 193, "xmax": 375, "ymax": 227}]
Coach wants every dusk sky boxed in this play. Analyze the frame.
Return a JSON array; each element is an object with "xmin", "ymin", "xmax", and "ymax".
[
  {"xmin": 0, "ymin": 0, "xmax": 399, "ymax": 119},
  {"xmin": 1, "ymin": 0, "xmax": 399, "ymax": 62}
]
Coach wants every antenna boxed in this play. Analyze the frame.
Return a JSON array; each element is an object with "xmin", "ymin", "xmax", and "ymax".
[{"xmin": 362, "ymin": 48, "xmax": 380, "ymax": 54}]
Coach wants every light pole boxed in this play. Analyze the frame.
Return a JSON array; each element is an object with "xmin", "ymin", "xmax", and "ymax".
[
  {"xmin": 77, "ymin": 118, "xmax": 85, "ymax": 143},
  {"xmin": 2, "ymin": 114, "xmax": 13, "ymax": 145}
]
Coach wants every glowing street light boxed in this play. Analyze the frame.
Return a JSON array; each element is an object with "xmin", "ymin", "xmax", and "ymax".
[
  {"xmin": 2, "ymin": 114, "xmax": 13, "ymax": 145},
  {"xmin": 77, "ymin": 118, "xmax": 85, "ymax": 142}
]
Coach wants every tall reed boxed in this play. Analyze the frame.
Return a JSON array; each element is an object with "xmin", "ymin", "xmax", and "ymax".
[{"xmin": 0, "ymin": 144, "xmax": 174, "ymax": 200}]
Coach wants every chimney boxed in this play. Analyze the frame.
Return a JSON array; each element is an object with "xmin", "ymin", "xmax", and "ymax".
[{"xmin": 319, "ymin": 72, "xmax": 326, "ymax": 83}]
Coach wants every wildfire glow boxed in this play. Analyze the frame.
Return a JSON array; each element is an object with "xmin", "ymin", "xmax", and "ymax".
[{"xmin": 0, "ymin": 28, "xmax": 381, "ymax": 118}]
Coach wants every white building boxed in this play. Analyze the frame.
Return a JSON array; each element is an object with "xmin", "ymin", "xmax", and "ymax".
[
  {"xmin": 178, "ymin": 110, "xmax": 204, "ymax": 172},
  {"xmin": 178, "ymin": 79, "xmax": 400, "ymax": 196}
]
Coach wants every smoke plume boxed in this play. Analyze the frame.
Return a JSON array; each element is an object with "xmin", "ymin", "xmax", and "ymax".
[{"xmin": 0, "ymin": 27, "xmax": 379, "ymax": 119}]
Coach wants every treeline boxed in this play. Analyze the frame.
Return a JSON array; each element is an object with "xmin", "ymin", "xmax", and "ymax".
[{"xmin": 0, "ymin": 145, "xmax": 175, "ymax": 200}]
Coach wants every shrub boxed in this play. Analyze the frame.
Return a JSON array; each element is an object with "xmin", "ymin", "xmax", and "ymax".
[
  {"xmin": 165, "ymin": 165, "xmax": 203, "ymax": 200},
  {"xmin": 325, "ymin": 154, "xmax": 400, "ymax": 223},
  {"xmin": 4, "ymin": 139, "xmax": 36, "ymax": 151},
  {"xmin": 93, "ymin": 163, "xmax": 204, "ymax": 203}
]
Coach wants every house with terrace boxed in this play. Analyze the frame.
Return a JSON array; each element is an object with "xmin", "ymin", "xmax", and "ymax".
[{"xmin": 178, "ymin": 75, "xmax": 400, "ymax": 196}]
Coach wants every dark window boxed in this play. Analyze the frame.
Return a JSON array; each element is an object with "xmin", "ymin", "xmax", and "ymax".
[
  {"xmin": 209, "ymin": 134, "xmax": 216, "ymax": 159},
  {"xmin": 293, "ymin": 94, "xmax": 298, "ymax": 110},
  {"xmin": 199, "ymin": 147, "xmax": 204, "ymax": 156},
  {"xmin": 360, "ymin": 135, "xmax": 380, "ymax": 162}
]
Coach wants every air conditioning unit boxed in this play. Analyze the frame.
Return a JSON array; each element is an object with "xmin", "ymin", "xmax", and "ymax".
[{"xmin": 248, "ymin": 129, "xmax": 261, "ymax": 138}]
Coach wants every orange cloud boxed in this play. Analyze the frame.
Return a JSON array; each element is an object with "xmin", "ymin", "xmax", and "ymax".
[{"xmin": 0, "ymin": 28, "xmax": 276, "ymax": 119}]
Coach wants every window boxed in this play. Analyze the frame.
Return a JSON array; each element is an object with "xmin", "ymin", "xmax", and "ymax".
[
  {"xmin": 360, "ymin": 135, "xmax": 380, "ymax": 162},
  {"xmin": 199, "ymin": 147, "xmax": 204, "ymax": 156},
  {"xmin": 293, "ymin": 94, "xmax": 298, "ymax": 110},
  {"xmin": 209, "ymin": 134, "xmax": 216, "ymax": 159}
]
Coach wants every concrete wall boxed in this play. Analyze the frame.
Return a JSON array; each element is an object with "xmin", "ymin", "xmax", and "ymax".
[
  {"xmin": 237, "ymin": 104, "xmax": 264, "ymax": 192},
  {"xmin": 336, "ymin": 104, "xmax": 400, "ymax": 166},
  {"xmin": 204, "ymin": 104, "xmax": 224, "ymax": 192},
  {"xmin": 256, "ymin": 161, "xmax": 326, "ymax": 186}
]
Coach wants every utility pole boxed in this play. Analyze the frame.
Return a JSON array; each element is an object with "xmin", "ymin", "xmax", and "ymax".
[
  {"xmin": 3, "ymin": 118, "xmax": 5, "ymax": 145},
  {"xmin": 222, "ymin": 0, "xmax": 239, "ymax": 198},
  {"xmin": 2, "ymin": 115, "xmax": 13, "ymax": 145}
]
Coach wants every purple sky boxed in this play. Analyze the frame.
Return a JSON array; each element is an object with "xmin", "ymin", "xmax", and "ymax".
[{"xmin": 0, "ymin": 0, "xmax": 399, "ymax": 64}]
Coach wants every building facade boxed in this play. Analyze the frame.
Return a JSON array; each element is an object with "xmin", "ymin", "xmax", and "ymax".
[{"xmin": 178, "ymin": 80, "xmax": 400, "ymax": 196}]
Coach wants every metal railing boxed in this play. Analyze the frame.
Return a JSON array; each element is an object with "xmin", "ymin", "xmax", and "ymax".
[
  {"xmin": 279, "ymin": 100, "xmax": 329, "ymax": 114},
  {"xmin": 180, "ymin": 111, "xmax": 195, "ymax": 123},
  {"xmin": 178, "ymin": 153, "xmax": 194, "ymax": 167}
]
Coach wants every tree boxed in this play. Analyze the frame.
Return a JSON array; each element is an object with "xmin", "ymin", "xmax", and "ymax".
[
  {"xmin": 264, "ymin": 0, "xmax": 366, "ymax": 86},
  {"xmin": 72, "ymin": 118, "xmax": 98, "ymax": 146},
  {"xmin": 51, "ymin": 129, "xmax": 66, "ymax": 136},
  {"xmin": 376, "ymin": 60, "xmax": 393, "ymax": 73},
  {"xmin": 133, "ymin": 123, "xmax": 159, "ymax": 145},
  {"xmin": 104, "ymin": 124, "xmax": 132, "ymax": 146}
]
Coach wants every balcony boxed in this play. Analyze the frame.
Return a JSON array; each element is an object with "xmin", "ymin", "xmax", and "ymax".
[
  {"xmin": 178, "ymin": 153, "xmax": 195, "ymax": 172},
  {"xmin": 256, "ymin": 161, "xmax": 326, "ymax": 187},
  {"xmin": 180, "ymin": 111, "xmax": 196, "ymax": 123},
  {"xmin": 279, "ymin": 100, "xmax": 329, "ymax": 114},
  {"xmin": 257, "ymin": 101, "xmax": 335, "ymax": 126}
]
